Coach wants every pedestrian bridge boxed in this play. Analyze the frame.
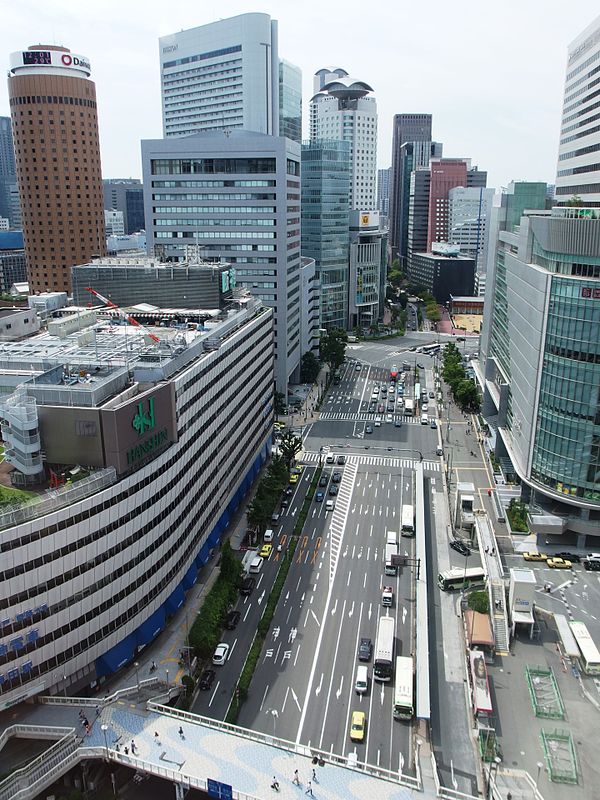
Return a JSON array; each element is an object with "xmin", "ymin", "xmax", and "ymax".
[{"xmin": 0, "ymin": 685, "xmax": 432, "ymax": 800}]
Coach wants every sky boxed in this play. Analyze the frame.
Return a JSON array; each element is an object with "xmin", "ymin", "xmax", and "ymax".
[{"xmin": 2, "ymin": 1, "xmax": 599, "ymax": 191}]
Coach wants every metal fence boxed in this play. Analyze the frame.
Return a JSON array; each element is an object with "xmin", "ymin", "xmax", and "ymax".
[
  {"xmin": 540, "ymin": 728, "xmax": 578, "ymax": 784},
  {"xmin": 526, "ymin": 666, "xmax": 565, "ymax": 719}
]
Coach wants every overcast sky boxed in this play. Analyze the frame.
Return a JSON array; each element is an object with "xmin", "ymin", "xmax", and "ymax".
[{"xmin": 2, "ymin": 1, "xmax": 599, "ymax": 191}]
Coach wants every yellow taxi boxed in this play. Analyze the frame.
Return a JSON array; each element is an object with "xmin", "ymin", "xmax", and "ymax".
[
  {"xmin": 547, "ymin": 557, "xmax": 572, "ymax": 569},
  {"xmin": 522, "ymin": 552, "xmax": 548, "ymax": 562},
  {"xmin": 289, "ymin": 473, "xmax": 299, "ymax": 484},
  {"xmin": 274, "ymin": 422, "xmax": 286, "ymax": 430},
  {"xmin": 349, "ymin": 710, "xmax": 366, "ymax": 742},
  {"xmin": 259, "ymin": 544, "xmax": 273, "ymax": 559},
  {"xmin": 292, "ymin": 463, "xmax": 304, "ymax": 473}
]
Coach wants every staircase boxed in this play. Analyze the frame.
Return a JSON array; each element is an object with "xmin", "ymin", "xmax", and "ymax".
[{"xmin": 490, "ymin": 579, "xmax": 510, "ymax": 655}]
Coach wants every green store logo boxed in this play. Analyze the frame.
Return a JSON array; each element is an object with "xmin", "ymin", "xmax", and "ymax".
[{"xmin": 132, "ymin": 397, "xmax": 155, "ymax": 436}]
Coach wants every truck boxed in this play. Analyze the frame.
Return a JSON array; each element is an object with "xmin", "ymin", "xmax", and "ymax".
[
  {"xmin": 404, "ymin": 398, "xmax": 414, "ymax": 416},
  {"xmin": 385, "ymin": 541, "xmax": 398, "ymax": 576},
  {"xmin": 401, "ymin": 505, "xmax": 415, "ymax": 536}
]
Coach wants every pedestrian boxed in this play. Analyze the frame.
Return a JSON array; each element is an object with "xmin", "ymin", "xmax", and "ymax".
[
  {"xmin": 312, "ymin": 768, "xmax": 317, "ymax": 781},
  {"xmin": 491, "ymin": 547, "xmax": 496, "ymax": 556},
  {"xmin": 131, "ymin": 739, "xmax": 135, "ymax": 753},
  {"xmin": 305, "ymin": 781, "xmax": 313, "ymax": 796},
  {"xmin": 293, "ymin": 769, "xmax": 300, "ymax": 785},
  {"xmin": 124, "ymin": 746, "xmax": 129, "ymax": 755},
  {"xmin": 485, "ymin": 546, "xmax": 489, "ymax": 554},
  {"xmin": 95, "ymin": 705, "xmax": 100, "ymax": 717},
  {"xmin": 115, "ymin": 743, "xmax": 120, "ymax": 752},
  {"xmin": 178, "ymin": 726, "xmax": 184, "ymax": 738},
  {"xmin": 78, "ymin": 709, "xmax": 84, "ymax": 719}
]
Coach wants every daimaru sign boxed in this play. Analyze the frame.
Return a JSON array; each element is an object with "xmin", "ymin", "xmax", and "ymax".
[{"xmin": 9, "ymin": 50, "xmax": 92, "ymax": 76}]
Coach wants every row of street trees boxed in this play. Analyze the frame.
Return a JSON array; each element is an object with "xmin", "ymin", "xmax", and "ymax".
[
  {"xmin": 441, "ymin": 342, "xmax": 480, "ymax": 411},
  {"xmin": 246, "ymin": 433, "xmax": 303, "ymax": 534}
]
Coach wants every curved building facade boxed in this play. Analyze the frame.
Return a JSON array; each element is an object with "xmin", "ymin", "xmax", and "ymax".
[
  {"xmin": 8, "ymin": 45, "xmax": 106, "ymax": 293},
  {"xmin": 0, "ymin": 299, "xmax": 273, "ymax": 708}
]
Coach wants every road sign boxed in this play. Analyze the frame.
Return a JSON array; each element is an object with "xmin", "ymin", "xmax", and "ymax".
[{"xmin": 207, "ymin": 779, "xmax": 233, "ymax": 800}]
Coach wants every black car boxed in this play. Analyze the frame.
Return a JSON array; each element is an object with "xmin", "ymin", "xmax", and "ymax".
[
  {"xmin": 584, "ymin": 559, "xmax": 600, "ymax": 571},
  {"xmin": 225, "ymin": 610, "xmax": 241, "ymax": 630},
  {"xmin": 331, "ymin": 472, "xmax": 342, "ymax": 483},
  {"xmin": 199, "ymin": 669, "xmax": 216, "ymax": 691},
  {"xmin": 337, "ymin": 455, "xmax": 346, "ymax": 465},
  {"xmin": 240, "ymin": 576, "xmax": 256, "ymax": 595},
  {"xmin": 358, "ymin": 637, "xmax": 372, "ymax": 662},
  {"xmin": 281, "ymin": 499, "xmax": 289, "ymax": 508},
  {"xmin": 328, "ymin": 485, "xmax": 338, "ymax": 496},
  {"xmin": 450, "ymin": 539, "xmax": 471, "ymax": 557},
  {"xmin": 319, "ymin": 475, "xmax": 328, "ymax": 487},
  {"xmin": 365, "ymin": 425, "xmax": 373, "ymax": 434},
  {"xmin": 417, "ymin": 363, "xmax": 425, "ymax": 369},
  {"xmin": 369, "ymin": 403, "xmax": 377, "ymax": 412},
  {"xmin": 315, "ymin": 491, "xmax": 324, "ymax": 502},
  {"xmin": 555, "ymin": 551, "xmax": 581, "ymax": 563},
  {"xmin": 284, "ymin": 486, "xmax": 294, "ymax": 496}
]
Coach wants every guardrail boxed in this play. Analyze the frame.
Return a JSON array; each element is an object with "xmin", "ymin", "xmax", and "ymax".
[{"xmin": 37, "ymin": 676, "xmax": 163, "ymax": 707}]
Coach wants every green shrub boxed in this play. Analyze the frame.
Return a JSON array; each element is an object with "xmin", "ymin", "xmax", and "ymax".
[
  {"xmin": 507, "ymin": 498, "xmax": 528, "ymax": 532},
  {"xmin": 467, "ymin": 591, "xmax": 489, "ymax": 614}
]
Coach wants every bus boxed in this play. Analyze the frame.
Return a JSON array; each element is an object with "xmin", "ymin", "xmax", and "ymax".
[
  {"xmin": 393, "ymin": 656, "xmax": 415, "ymax": 719},
  {"xmin": 414, "ymin": 383, "xmax": 421, "ymax": 403},
  {"xmin": 569, "ymin": 621, "xmax": 600, "ymax": 675},
  {"xmin": 420, "ymin": 343, "xmax": 440, "ymax": 356},
  {"xmin": 374, "ymin": 616, "xmax": 395, "ymax": 682},
  {"xmin": 385, "ymin": 541, "xmax": 398, "ymax": 576},
  {"xmin": 390, "ymin": 365, "xmax": 398, "ymax": 382},
  {"xmin": 404, "ymin": 398, "xmax": 414, "ymax": 416},
  {"xmin": 437, "ymin": 567, "xmax": 487, "ymax": 591},
  {"xmin": 401, "ymin": 505, "xmax": 415, "ymax": 537}
]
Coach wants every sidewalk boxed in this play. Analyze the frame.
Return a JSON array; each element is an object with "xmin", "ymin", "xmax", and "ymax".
[{"xmin": 279, "ymin": 366, "xmax": 329, "ymax": 431}]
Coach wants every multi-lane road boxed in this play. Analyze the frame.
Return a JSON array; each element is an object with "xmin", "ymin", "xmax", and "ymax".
[{"xmin": 192, "ymin": 334, "xmax": 481, "ymax": 792}]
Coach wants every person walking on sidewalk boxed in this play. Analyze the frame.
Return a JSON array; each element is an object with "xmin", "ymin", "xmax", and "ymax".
[
  {"xmin": 305, "ymin": 780, "xmax": 313, "ymax": 796},
  {"xmin": 293, "ymin": 769, "xmax": 300, "ymax": 785}
]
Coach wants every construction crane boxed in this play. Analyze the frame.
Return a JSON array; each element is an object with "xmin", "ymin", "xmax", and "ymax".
[{"xmin": 85, "ymin": 287, "xmax": 161, "ymax": 344}]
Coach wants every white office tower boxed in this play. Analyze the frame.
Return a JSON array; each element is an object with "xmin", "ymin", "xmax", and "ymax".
[
  {"xmin": 556, "ymin": 14, "xmax": 600, "ymax": 206},
  {"xmin": 159, "ymin": 13, "xmax": 300, "ymax": 142},
  {"xmin": 448, "ymin": 186, "xmax": 495, "ymax": 273},
  {"xmin": 310, "ymin": 68, "xmax": 377, "ymax": 211}
]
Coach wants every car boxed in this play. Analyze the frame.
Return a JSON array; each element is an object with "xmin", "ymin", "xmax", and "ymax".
[
  {"xmin": 350, "ymin": 711, "xmax": 366, "ymax": 742},
  {"xmin": 355, "ymin": 364, "xmax": 361, "ymax": 371},
  {"xmin": 372, "ymin": 386, "xmax": 379, "ymax": 394},
  {"xmin": 547, "ymin": 557, "xmax": 572, "ymax": 569},
  {"xmin": 456, "ymin": 336, "xmax": 465, "ymax": 342},
  {"xmin": 225, "ymin": 610, "xmax": 241, "ymax": 630},
  {"xmin": 417, "ymin": 363, "xmax": 425, "ymax": 369},
  {"xmin": 429, "ymin": 391, "xmax": 435, "ymax": 399},
  {"xmin": 421, "ymin": 403, "xmax": 428, "ymax": 413},
  {"xmin": 523, "ymin": 551, "xmax": 548, "ymax": 561},
  {"xmin": 396, "ymin": 397, "xmax": 404, "ymax": 406},
  {"xmin": 281, "ymin": 499, "xmax": 289, "ymax": 509},
  {"xmin": 325, "ymin": 500, "xmax": 335, "ymax": 511},
  {"xmin": 386, "ymin": 413, "xmax": 393, "ymax": 423},
  {"xmin": 409, "ymin": 346, "xmax": 416, "ymax": 351},
  {"xmin": 450, "ymin": 539, "xmax": 471, "ymax": 557},
  {"xmin": 394, "ymin": 419, "xmax": 402, "ymax": 427},
  {"xmin": 369, "ymin": 402, "xmax": 377, "ymax": 412},
  {"xmin": 315, "ymin": 491, "xmax": 324, "ymax": 502},
  {"xmin": 377, "ymin": 404, "xmax": 385, "ymax": 413},
  {"xmin": 374, "ymin": 419, "xmax": 381, "ymax": 427},
  {"xmin": 382, "ymin": 586, "xmax": 394, "ymax": 606},
  {"xmin": 260, "ymin": 543, "xmax": 273, "ymax": 559},
  {"xmin": 358, "ymin": 637, "xmax": 372, "ymax": 661},
  {"xmin": 284, "ymin": 486, "xmax": 293, "ymax": 496},
  {"xmin": 328, "ymin": 484, "xmax": 338, "ymax": 496},
  {"xmin": 381, "ymin": 386, "xmax": 387, "ymax": 395},
  {"xmin": 198, "ymin": 668, "xmax": 216, "ymax": 691},
  {"xmin": 292, "ymin": 464, "xmax": 304, "ymax": 473},
  {"xmin": 289, "ymin": 473, "xmax": 299, "ymax": 485},
  {"xmin": 212, "ymin": 642, "xmax": 230, "ymax": 665},
  {"xmin": 430, "ymin": 419, "xmax": 437, "ymax": 429},
  {"xmin": 326, "ymin": 453, "xmax": 335, "ymax": 464},
  {"xmin": 319, "ymin": 475, "xmax": 328, "ymax": 487},
  {"xmin": 240, "ymin": 576, "xmax": 256, "ymax": 595},
  {"xmin": 332, "ymin": 471, "xmax": 342, "ymax": 483},
  {"xmin": 365, "ymin": 425, "xmax": 373, "ymax": 434},
  {"xmin": 337, "ymin": 455, "xmax": 346, "ymax": 465},
  {"xmin": 583, "ymin": 559, "xmax": 600, "ymax": 571},
  {"xmin": 555, "ymin": 551, "xmax": 581, "ymax": 563},
  {"xmin": 271, "ymin": 512, "xmax": 280, "ymax": 524},
  {"xmin": 436, "ymin": 445, "xmax": 443, "ymax": 456}
]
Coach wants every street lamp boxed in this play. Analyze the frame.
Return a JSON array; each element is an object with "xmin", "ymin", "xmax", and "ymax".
[
  {"xmin": 536, "ymin": 761, "xmax": 544, "ymax": 789},
  {"xmin": 271, "ymin": 709, "xmax": 278, "ymax": 736},
  {"xmin": 100, "ymin": 723, "xmax": 109, "ymax": 761},
  {"xmin": 134, "ymin": 661, "xmax": 140, "ymax": 694},
  {"xmin": 165, "ymin": 669, "xmax": 169, "ymax": 690},
  {"xmin": 63, "ymin": 674, "xmax": 67, "ymax": 698}
]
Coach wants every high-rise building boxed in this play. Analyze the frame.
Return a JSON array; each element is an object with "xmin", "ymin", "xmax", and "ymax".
[
  {"xmin": 104, "ymin": 210, "xmax": 125, "ymax": 237},
  {"xmin": 407, "ymin": 168, "xmax": 431, "ymax": 273},
  {"xmin": 103, "ymin": 179, "xmax": 145, "ymax": 235},
  {"xmin": 388, "ymin": 114, "xmax": 441, "ymax": 262},
  {"xmin": 279, "ymin": 60, "xmax": 302, "ymax": 143},
  {"xmin": 480, "ymin": 204, "xmax": 600, "ymax": 545},
  {"xmin": 0, "ymin": 117, "xmax": 19, "ymax": 228},
  {"xmin": 348, "ymin": 211, "xmax": 387, "ymax": 328},
  {"xmin": 377, "ymin": 167, "xmax": 391, "ymax": 217},
  {"xmin": 448, "ymin": 186, "xmax": 495, "ymax": 272},
  {"xmin": 301, "ymin": 139, "xmax": 351, "ymax": 329},
  {"xmin": 8, "ymin": 45, "xmax": 106, "ymax": 293},
  {"xmin": 159, "ymin": 13, "xmax": 300, "ymax": 142},
  {"xmin": 141, "ymin": 129, "xmax": 304, "ymax": 392},
  {"xmin": 310, "ymin": 69, "xmax": 377, "ymax": 211},
  {"xmin": 556, "ymin": 14, "xmax": 600, "ymax": 206},
  {"xmin": 426, "ymin": 159, "xmax": 487, "ymax": 250}
]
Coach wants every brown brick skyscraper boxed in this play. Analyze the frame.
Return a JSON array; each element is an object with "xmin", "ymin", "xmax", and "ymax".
[{"xmin": 8, "ymin": 45, "xmax": 106, "ymax": 293}]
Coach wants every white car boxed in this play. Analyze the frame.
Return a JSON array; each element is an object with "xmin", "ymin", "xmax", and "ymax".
[
  {"xmin": 396, "ymin": 397, "xmax": 404, "ymax": 406},
  {"xmin": 386, "ymin": 413, "xmax": 393, "ymax": 423},
  {"xmin": 374, "ymin": 416, "xmax": 382, "ymax": 427},
  {"xmin": 212, "ymin": 642, "xmax": 230, "ymax": 665},
  {"xmin": 422, "ymin": 403, "xmax": 428, "ymax": 413}
]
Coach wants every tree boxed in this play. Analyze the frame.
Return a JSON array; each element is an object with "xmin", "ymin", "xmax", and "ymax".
[
  {"xmin": 246, "ymin": 490, "xmax": 271, "ymax": 534},
  {"xmin": 566, "ymin": 195, "xmax": 583, "ymax": 207},
  {"xmin": 300, "ymin": 351, "xmax": 320, "ymax": 384},
  {"xmin": 274, "ymin": 390, "xmax": 286, "ymax": 417},
  {"xmin": 278, "ymin": 432, "xmax": 303, "ymax": 469},
  {"xmin": 454, "ymin": 379, "xmax": 480, "ymax": 411},
  {"xmin": 320, "ymin": 328, "xmax": 347, "ymax": 372},
  {"xmin": 467, "ymin": 591, "xmax": 489, "ymax": 615}
]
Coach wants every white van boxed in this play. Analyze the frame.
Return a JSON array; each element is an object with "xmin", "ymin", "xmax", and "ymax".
[
  {"xmin": 264, "ymin": 529, "xmax": 274, "ymax": 543},
  {"xmin": 249, "ymin": 556, "xmax": 263, "ymax": 574},
  {"xmin": 420, "ymin": 413, "xmax": 428, "ymax": 425},
  {"xmin": 325, "ymin": 500, "xmax": 334, "ymax": 511},
  {"xmin": 355, "ymin": 665, "xmax": 369, "ymax": 695}
]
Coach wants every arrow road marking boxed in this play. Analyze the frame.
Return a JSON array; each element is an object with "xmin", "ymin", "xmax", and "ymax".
[
  {"xmin": 315, "ymin": 673, "xmax": 324, "ymax": 696},
  {"xmin": 336, "ymin": 675, "xmax": 344, "ymax": 700}
]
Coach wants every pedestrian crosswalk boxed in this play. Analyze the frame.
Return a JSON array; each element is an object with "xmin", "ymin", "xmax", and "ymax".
[
  {"xmin": 301, "ymin": 451, "xmax": 440, "ymax": 472},
  {"xmin": 319, "ymin": 411, "xmax": 424, "ymax": 424}
]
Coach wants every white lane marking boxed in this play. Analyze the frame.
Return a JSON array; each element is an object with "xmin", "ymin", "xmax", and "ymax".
[
  {"xmin": 293, "ymin": 644, "xmax": 301, "ymax": 667},
  {"xmin": 209, "ymin": 681, "xmax": 220, "ymax": 707},
  {"xmin": 315, "ymin": 673, "xmax": 324, "ymax": 696},
  {"xmin": 291, "ymin": 687, "xmax": 302, "ymax": 712}
]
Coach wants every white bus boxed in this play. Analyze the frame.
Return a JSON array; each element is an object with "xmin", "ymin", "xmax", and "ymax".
[
  {"xmin": 437, "ymin": 567, "xmax": 487, "ymax": 591},
  {"xmin": 374, "ymin": 616, "xmax": 395, "ymax": 682},
  {"xmin": 401, "ymin": 505, "xmax": 415, "ymax": 537},
  {"xmin": 420, "ymin": 343, "xmax": 440, "ymax": 356},
  {"xmin": 404, "ymin": 398, "xmax": 414, "ymax": 416},
  {"xmin": 569, "ymin": 621, "xmax": 600, "ymax": 675},
  {"xmin": 385, "ymin": 541, "xmax": 398, "ymax": 576},
  {"xmin": 393, "ymin": 656, "xmax": 415, "ymax": 719}
]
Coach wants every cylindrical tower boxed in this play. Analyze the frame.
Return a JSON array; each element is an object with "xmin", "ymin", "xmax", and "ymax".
[{"xmin": 8, "ymin": 45, "xmax": 106, "ymax": 294}]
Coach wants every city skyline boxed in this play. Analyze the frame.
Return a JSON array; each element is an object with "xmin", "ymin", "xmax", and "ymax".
[{"xmin": 1, "ymin": 1, "xmax": 598, "ymax": 193}]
